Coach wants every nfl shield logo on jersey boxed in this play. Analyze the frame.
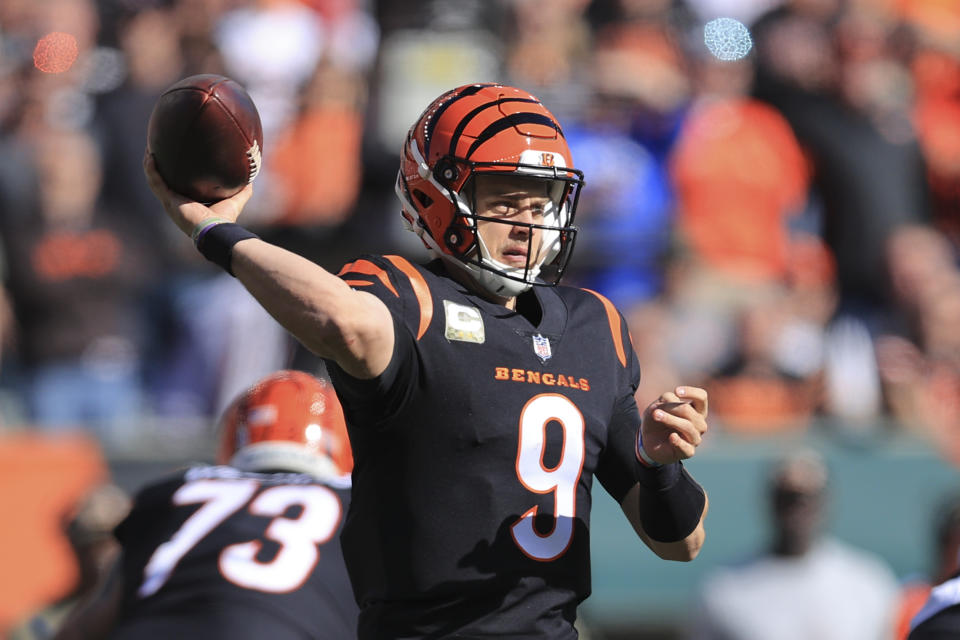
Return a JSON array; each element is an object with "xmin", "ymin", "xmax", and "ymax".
[{"xmin": 532, "ymin": 334, "xmax": 552, "ymax": 362}]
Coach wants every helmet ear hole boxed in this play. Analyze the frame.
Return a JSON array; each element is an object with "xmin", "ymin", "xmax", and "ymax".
[
  {"xmin": 433, "ymin": 157, "xmax": 460, "ymax": 187},
  {"xmin": 412, "ymin": 189, "xmax": 433, "ymax": 209}
]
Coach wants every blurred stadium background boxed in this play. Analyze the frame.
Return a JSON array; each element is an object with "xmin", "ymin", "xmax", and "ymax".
[{"xmin": 2, "ymin": 0, "xmax": 960, "ymax": 638}]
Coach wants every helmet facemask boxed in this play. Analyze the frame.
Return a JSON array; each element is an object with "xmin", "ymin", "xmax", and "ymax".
[
  {"xmin": 450, "ymin": 169, "xmax": 581, "ymax": 298},
  {"xmin": 397, "ymin": 146, "xmax": 583, "ymax": 299}
]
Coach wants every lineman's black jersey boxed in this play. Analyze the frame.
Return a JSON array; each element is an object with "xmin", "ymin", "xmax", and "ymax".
[
  {"xmin": 111, "ymin": 465, "xmax": 357, "ymax": 640},
  {"xmin": 330, "ymin": 255, "xmax": 647, "ymax": 639},
  {"xmin": 909, "ymin": 573, "xmax": 960, "ymax": 640}
]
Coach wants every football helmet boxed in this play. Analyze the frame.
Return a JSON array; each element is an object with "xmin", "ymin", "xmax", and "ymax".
[
  {"xmin": 217, "ymin": 370, "xmax": 353, "ymax": 481},
  {"xmin": 396, "ymin": 83, "xmax": 584, "ymax": 298}
]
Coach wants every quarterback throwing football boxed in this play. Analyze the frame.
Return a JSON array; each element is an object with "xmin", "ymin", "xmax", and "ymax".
[{"xmin": 145, "ymin": 83, "xmax": 710, "ymax": 639}]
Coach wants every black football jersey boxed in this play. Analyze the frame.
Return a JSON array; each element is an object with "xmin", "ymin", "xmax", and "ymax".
[
  {"xmin": 909, "ymin": 573, "xmax": 960, "ymax": 640},
  {"xmin": 330, "ymin": 256, "xmax": 646, "ymax": 639},
  {"xmin": 909, "ymin": 604, "xmax": 960, "ymax": 640},
  {"xmin": 111, "ymin": 465, "xmax": 357, "ymax": 640}
]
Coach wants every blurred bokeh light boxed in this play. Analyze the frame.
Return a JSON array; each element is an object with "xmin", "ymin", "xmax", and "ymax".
[{"xmin": 33, "ymin": 32, "xmax": 79, "ymax": 74}]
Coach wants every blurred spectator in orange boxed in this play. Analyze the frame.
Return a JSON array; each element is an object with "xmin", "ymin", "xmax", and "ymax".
[
  {"xmin": 669, "ymin": 46, "xmax": 810, "ymax": 299},
  {"xmin": 895, "ymin": 491, "xmax": 960, "ymax": 640},
  {"xmin": 911, "ymin": 59, "xmax": 960, "ymax": 247},
  {"xmin": 267, "ymin": 61, "xmax": 366, "ymax": 228},
  {"xmin": 8, "ymin": 483, "xmax": 130, "ymax": 640},
  {"xmin": 265, "ymin": 0, "xmax": 381, "ymax": 229},
  {"xmin": 0, "ymin": 126, "xmax": 159, "ymax": 441},
  {"xmin": 691, "ymin": 449, "xmax": 900, "ymax": 640}
]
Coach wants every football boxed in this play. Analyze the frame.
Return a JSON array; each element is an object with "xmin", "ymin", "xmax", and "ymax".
[{"xmin": 147, "ymin": 74, "xmax": 263, "ymax": 203}]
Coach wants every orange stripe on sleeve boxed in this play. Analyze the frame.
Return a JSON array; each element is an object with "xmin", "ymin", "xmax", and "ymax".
[
  {"xmin": 337, "ymin": 259, "xmax": 398, "ymax": 297},
  {"xmin": 343, "ymin": 280, "xmax": 373, "ymax": 288},
  {"xmin": 583, "ymin": 289, "xmax": 626, "ymax": 367},
  {"xmin": 385, "ymin": 255, "xmax": 433, "ymax": 340}
]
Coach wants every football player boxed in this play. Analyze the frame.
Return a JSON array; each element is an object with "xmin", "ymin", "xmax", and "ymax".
[
  {"xmin": 145, "ymin": 83, "xmax": 711, "ymax": 639},
  {"xmin": 909, "ymin": 576, "xmax": 960, "ymax": 639},
  {"xmin": 52, "ymin": 370, "xmax": 357, "ymax": 640}
]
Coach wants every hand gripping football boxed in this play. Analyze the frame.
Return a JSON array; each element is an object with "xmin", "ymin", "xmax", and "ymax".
[{"xmin": 147, "ymin": 74, "xmax": 263, "ymax": 203}]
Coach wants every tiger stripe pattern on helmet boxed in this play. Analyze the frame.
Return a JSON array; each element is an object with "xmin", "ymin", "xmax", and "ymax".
[
  {"xmin": 396, "ymin": 83, "xmax": 585, "ymax": 298},
  {"xmin": 445, "ymin": 97, "xmax": 540, "ymax": 157},
  {"xmin": 420, "ymin": 83, "xmax": 497, "ymax": 158}
]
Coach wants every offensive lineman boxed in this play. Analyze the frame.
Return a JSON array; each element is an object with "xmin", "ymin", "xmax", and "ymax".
[{"xmin": 53, "ymin": 370, "xmax": 357, "ymax": 640}]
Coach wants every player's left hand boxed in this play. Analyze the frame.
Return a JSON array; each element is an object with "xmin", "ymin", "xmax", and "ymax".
[{"xmin": 640, "ymin": 386, "xmax": 709, "ymax": 466}]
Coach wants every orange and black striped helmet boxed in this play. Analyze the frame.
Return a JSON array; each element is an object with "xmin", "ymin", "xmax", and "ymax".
[
  {"xmin": 216, "ymin": 370, "xmax": 353, "ymax": 481},
  {"xmin": 396, "ymin": 83, "xmax": 584, "ymax": 298}
]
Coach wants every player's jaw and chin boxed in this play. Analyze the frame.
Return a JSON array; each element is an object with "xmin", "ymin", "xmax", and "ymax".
[
  {"xmin": 451, "ymin": 231, "xmax": 545, "ymax": 303},
  {"xmin": 454, "ymin": 185, "xmax": 563, "ymax": 300}
]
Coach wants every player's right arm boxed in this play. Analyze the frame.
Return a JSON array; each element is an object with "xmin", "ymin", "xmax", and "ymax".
[
  {"xmin": 230, "ymin": 240, "xmax": 394, "ymax": 378},
  {"xmin": 143, "ymin": 151, "xmax": 394, "ymax": 379}
]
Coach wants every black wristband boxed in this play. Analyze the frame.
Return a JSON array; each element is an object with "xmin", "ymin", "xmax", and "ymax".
[
  {"xmin": 636, "ymin": 462, "xmax": 706, "ymax": 542},
  {"xmin": 637, "ymin": 459, "xmax": 681, "ymax": 491},
  {"xmin": 196, "ymin": 222, "xmax": 259, "ymax": 276}
]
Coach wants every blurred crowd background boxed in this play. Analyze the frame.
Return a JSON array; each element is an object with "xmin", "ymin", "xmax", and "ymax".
[{"xmin": 2, "ymin": 0, "xmax": 960, "ymax": 638}]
